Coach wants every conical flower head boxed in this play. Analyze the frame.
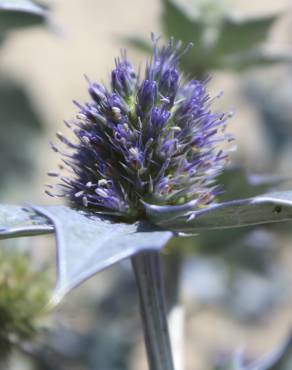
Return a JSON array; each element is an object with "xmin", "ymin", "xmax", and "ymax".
[{"xmin": 48, "ymin": 36, "xmax": 233, "ymax": 221}]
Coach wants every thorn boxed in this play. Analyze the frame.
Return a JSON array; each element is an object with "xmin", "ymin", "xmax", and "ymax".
[
  {"xmin": 48, "ymin": 171, "xmax": 59, "ymax": 177},
  {"xmin": 45, "ymin": 190, "xmax": 54, "ymax": 197},
  {"xmin": 56, "ymin": 131, "xmax": 65, "ymax": 142},
  {"xmin": 187, "ymin": 213, "xmax": 196, "ymax": 222},
  {"xmin": 50, "ymin": 142, "xmax": 59, "ymax": 153},
  {"xmin": 73, "ymin": 100, "xmax": 83, "ymax": 109},
  {"xmin": 84, "ymin": 74, "xmax": 91, "ymax": 84},
  {"xmin": 64, "ymin": 120, "xmax": 71, "ymax": 128}
]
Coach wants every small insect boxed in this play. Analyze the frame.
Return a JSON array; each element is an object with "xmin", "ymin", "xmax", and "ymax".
[{"xmin": 273, "ymin": 205, "xmax": 283, "ymax": 214}]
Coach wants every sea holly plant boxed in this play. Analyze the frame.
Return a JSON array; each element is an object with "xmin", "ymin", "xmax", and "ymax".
[
  {"xmin": 1, "ymin": 37, "xmax": 292, "ymax": 370},
  {"xmin": 0, "ymin": 247, "xmax": 51, "ymax": 360}
]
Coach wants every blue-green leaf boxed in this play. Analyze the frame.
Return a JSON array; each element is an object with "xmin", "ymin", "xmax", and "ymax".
[
  {"xmin": 161, "ymin": 0, "xmax": 205, "ymax": 68},
  {"xmin": 0, "ymin": 80, "xmax": 45, "ymax": 194},
  {"xmin": 218, "ymin": 167, "xmax": 288, "ymax": 202},
  {"xmin": 162, "ymin": 0, "xmax": 203, "ymax": 42},
  {"xmin": 0, "ymin": 204, "xmax": 53, "ymax": 239},
  {"xmin": 0, "ymin": 0, "xmax": 48, "ymax": 33},
  {"xmin": 32, "ymin": 205, "xmax": 173, "ymax": 301},
  {"xmin": 215, "ymin": 13, "xmax": 279, "ymax": 56},
  {"xmin": 218, "ymin": 50, "xmax": 292, "ymax": 71},
  {"xmin": 145, "ymin": 191, "xmax": 292, "ymax": 232},
  {"xmin": 122, "ymin": 36, "xmax": 152, "ymax": 54}
]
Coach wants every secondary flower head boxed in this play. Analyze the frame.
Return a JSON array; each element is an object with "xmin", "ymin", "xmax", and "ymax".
[{"xmin": 48, "ymin": 36, "xmax": 233, "ymax": 221}]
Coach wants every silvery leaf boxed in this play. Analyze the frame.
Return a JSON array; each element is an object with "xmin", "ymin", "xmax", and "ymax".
[
  {"xmin": 0, "ymin": 204, "xmax": 53, "ymax": 239},
  {"xmin": 32, "ymin": 205, "xmax": 173, "ymax": 301},
  {"xmin": 144, "ymin": 191, "xmax": 292, "ymax": 232},
  {"xmin": 215, "ymin": 13, "xmax": 279, "ymax": 55}
]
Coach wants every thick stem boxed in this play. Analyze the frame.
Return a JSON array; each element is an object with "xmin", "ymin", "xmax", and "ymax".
[{"xmin": 131, "ymin": 251, "xmax": 175, "ymax": 370}]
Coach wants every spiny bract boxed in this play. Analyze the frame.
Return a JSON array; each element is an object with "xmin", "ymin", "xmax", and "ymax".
[{"xmin": 48, "ymin": 36, "xmax": 233, "ymax": 221}]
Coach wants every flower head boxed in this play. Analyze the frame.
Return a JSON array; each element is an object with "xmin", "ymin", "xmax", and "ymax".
[{"xmin": 48, "ymin": 36, "xmax": 233, "ymax": 221}]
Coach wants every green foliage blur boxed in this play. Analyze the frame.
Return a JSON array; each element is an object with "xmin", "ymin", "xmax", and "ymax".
[
  {"xmin": 127, "ymin": 0, "xmax": 291, "ymax": 77},
  {"xmin": 0, "ymin": 0, "xmax": 47, "ymax": 198},
  {"xmin": 0, "ymin": 248, "xmax": 50, "ymax": 360},
  {"xmin": 0, "ymin": 0, "xmax": 48, "ymax": 34}
]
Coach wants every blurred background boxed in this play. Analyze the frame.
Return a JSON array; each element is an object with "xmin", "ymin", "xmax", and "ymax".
[{"xmin": 2, "ymin": 0, "xmax": 292, "ymax": 369}]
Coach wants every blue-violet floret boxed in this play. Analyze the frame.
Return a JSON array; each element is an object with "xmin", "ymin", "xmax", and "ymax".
[{"xmin": 47, "ymin": 36, "xmax": 233, "ymax": 220}]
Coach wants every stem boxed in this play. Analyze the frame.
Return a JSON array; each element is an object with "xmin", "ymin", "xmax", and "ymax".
[{"xmin": 131, "ymin": 251, "xmax": 175, "ymax": 370}]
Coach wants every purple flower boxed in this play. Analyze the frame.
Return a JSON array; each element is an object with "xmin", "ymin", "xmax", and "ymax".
[{"xmin": 48, "ymin": 36, "xmax": 233, "ymax": 221}]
